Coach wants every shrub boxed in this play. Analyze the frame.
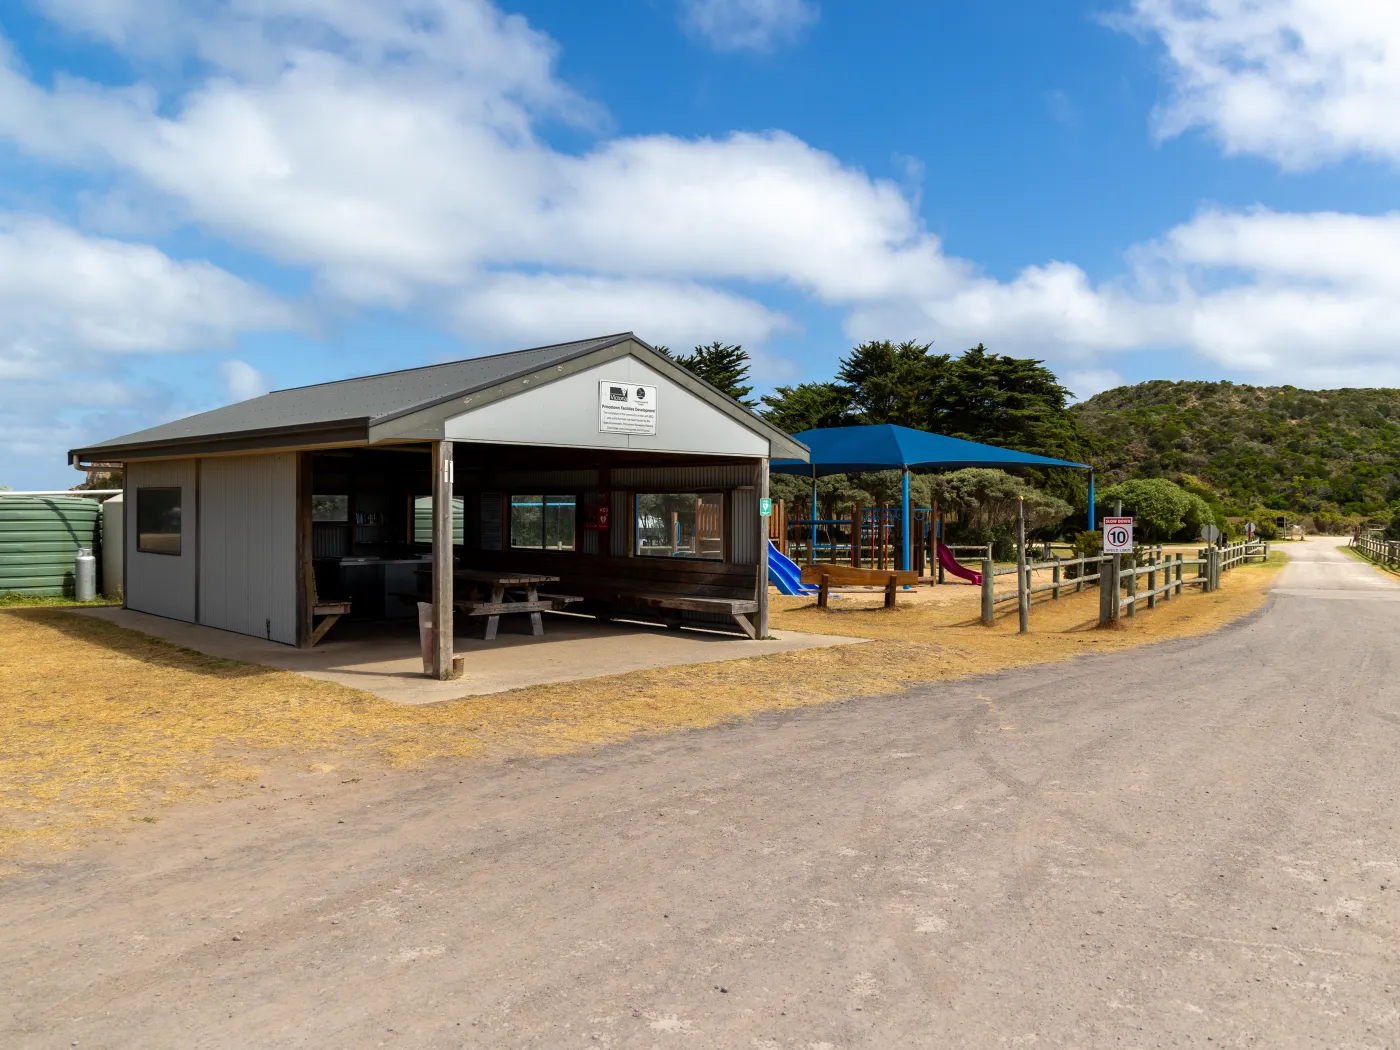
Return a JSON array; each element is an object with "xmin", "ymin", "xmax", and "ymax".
[{"xmin": 1097, "ymin": 478, "xmax": 1194, "ymax": 542}]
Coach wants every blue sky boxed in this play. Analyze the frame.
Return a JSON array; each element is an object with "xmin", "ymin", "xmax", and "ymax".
[{"xmin": 0, "ymin": 0, "xmax": 1397, "ymax": 488}]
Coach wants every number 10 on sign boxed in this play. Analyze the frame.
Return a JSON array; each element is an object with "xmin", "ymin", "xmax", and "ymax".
[{"xmin": 1103, "ymin": 516, "xmax": 1134, "ymax": 554}]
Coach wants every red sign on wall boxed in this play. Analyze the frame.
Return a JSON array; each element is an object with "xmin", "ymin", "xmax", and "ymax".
[{"xmin": 584, "ymin": 505, "xmax": 611, "ymax": 530}]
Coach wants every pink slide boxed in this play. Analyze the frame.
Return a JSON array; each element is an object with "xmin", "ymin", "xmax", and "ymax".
[{"xmin": 936, "ymin": 541, "xmax": 982, "ymax": 585}]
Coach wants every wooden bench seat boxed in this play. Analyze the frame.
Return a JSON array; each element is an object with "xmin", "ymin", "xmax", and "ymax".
[
  {"xmin": 308, "ymin": 598, "xmax": 352, "ymax": 647},
  {"xmin": 800, "ymin": 563, "xmax": 917, "ymax": 609}
]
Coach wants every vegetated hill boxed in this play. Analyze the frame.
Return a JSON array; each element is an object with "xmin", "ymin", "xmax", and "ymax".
[{"xmin": 1071, "ymin": 381, "xmax": 1400, "ymax": 517}]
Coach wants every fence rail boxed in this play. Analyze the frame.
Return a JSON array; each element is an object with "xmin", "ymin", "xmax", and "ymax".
[
  {"xmin": 979, "ymin": 541, "xmax": 1270, "ymax": 630},
  {"xmin": 1352, "ymin": 531, "xmax": 1400, "ymax": 569}
]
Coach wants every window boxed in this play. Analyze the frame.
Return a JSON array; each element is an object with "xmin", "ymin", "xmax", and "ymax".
[
  {"xmin": 510, "ymin": 495, "xmax": 575, "ymax": 550},
  {"xmin": 312, "ymin": 494, "xmax": 349, "ymax": 522},
  {"xmin": 636, "ymin": 493, "xmax": 723, "ymax": 560},
  {"xmin": 136, "ymin": 487, "xmax": 182, "ymax": 555}
]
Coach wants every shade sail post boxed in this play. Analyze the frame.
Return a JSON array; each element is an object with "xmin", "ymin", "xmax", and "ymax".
[
  {"xmin": 1088, "ymin": 469, "xmax": 1095, "ymax": 532},
  {"xmin": 809, "ymin": 465, "xmax": 818, "ymax": 565},
  {"xmin": 901, "ymin": 468, "xmax": 911, "ymax": 573}
]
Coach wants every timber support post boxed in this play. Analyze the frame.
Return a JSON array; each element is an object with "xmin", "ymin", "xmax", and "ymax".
[
  {"xmin": 980, "ymin": 557, "xmax": 994, "ymax": 625},
  {"xmin": 431, "ymin": 439, "xmax": 455, "ymax": 681},
  {"xmin": 1016, "ymin": 497, "xmax": 1029, "ymax": 634}
]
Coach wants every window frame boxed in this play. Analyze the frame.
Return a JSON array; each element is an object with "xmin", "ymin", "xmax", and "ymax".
[
  {"xmin": 633, "ymin": 490, "xmax": 726, "ymax": 561},
  {"xmin": 508, "ymin": 493, "xmax": 578, "ymax": 552},
  {"xmin": 135, "ymin": 486, "xmax": 184, "ymax": 556}
]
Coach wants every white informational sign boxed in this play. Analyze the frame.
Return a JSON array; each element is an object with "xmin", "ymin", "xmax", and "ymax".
[
  {"xmin": 1103, "ymin": 516, "xmax": 1134, "ymax": 554},
  {"xmin": 599, "ymin": 381, "xmax": 658, "ymax": 435}
]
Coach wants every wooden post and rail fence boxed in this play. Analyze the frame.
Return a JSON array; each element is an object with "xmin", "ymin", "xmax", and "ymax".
[
  {"xmin": 979, "ymin": 540, "xmax": 1270, "ymax": 631},
  {"xmin": 1352, "ymin": 530, "xmax": 1400, "ymax": 569}
]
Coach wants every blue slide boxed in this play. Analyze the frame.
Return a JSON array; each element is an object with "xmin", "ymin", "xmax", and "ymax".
[{"xmin": 767, "ymin": 541, "xmax": 819, "ymax": 595}]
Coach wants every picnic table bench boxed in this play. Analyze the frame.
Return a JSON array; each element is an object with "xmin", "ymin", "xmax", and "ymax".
[{"xmin": 409, "ymin": 567, "xmax": 582, "ymax": 641}]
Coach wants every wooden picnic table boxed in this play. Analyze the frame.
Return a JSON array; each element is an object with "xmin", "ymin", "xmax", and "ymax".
[{"xmin": 414, "ymin": 567, "xmax": 564, "ymax": 640}]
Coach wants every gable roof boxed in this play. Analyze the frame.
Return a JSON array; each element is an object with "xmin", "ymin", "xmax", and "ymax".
[{"xmin": 71, "ymin": 333, "xmax": 807, "ymax": 462}]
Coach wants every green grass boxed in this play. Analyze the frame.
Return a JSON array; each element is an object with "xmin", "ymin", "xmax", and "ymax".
[
  {"xmin": 0, "ymin": 593, "xmax": 120, "ymax": 609},
  {"xmin": 1339, "ymin": 543, "xmax": 1400, "ymax": 576}
]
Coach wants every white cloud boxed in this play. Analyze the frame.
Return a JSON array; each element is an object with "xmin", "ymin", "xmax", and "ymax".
[
  {"xmin": 218, "ymin": 359, "xmax": 272, "ymax": 402},
  {"xmin": 451, "ymin": 273, "xmax": 790, "ymax": 348},
  {"xmin": 0, "ymin": 213, "xmax": 293, "ymax": 484},
  {"xmin": 1125, "ymin": 0, "xmax": 1400, "ymax": 168},
  {"xmin": 679, "ymin": 0, "xmax": 818, "ymax": 52},
  {"xmin": 0, "ymin": 214, "xmax": 292, "ymax": 361},
  {"xmin": 852, "ymin": 206, "xmax": 1400, "ymax": 386}
]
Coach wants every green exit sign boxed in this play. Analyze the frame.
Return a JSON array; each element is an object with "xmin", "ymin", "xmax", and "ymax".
[{"xmin": 759, "ymin": 497, "xmax": 773, "ymax": 517}]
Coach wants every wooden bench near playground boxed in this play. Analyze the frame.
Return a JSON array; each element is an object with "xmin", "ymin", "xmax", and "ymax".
[{"xmin": 800, "ymin": 564, "xmax": 919, "ymax": 608}]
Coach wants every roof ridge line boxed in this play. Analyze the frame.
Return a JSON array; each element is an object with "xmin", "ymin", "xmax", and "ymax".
[{"xmin": 265, "ymin": 332, "xmax": 636, "ymax": 396}]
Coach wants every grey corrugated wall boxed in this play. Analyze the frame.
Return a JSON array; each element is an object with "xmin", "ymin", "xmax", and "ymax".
[
  {"xmin": 198, "ymin": 453, "xmax": 298, "ymax": 644},
  {"xmin": 488, "ymin": 469, "xmax": 599, "ymax": 489},
  {"xmin": 126, "ymin": 459, "xmax": 198, "ymax": 623},
  {"xmin": 610, "ymin": 464, "xmax": 753, "ymax": 489},
  {"xmin": 610, "ymin": 491, "xmax": 630, "ymax": 556},
  {"xmin": 730, "ymin": 486, "xmax": 759, "ymax": 565}
]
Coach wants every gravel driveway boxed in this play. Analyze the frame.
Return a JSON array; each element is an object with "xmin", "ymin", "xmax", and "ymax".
[{"xmin": 3, "ymin": 538, "xmax": 1397, "ymax": 1049}]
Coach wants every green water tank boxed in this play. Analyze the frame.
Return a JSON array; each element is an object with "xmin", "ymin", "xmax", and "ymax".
[{"xmin": 0, "ymin": 496, "xmax": 102, "ymax": 597}]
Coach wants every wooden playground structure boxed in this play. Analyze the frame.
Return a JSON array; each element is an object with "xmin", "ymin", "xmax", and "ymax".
[{"xmin": 767, "ymin": 498, "xmax": 988, "ymax": 582}]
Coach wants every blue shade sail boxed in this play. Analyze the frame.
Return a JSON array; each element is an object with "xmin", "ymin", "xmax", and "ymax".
[{"xmin": 770, "ymin": 424, "xmax": 1089, "ymax": 477}]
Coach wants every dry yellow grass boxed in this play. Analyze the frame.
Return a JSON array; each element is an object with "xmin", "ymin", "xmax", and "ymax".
[{"xmin": 0, "ymin": 556, "xmax": 1284, "ymax": 857}]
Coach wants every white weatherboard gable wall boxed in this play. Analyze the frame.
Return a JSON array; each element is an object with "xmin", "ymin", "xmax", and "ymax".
[
  {"xmin": 444, "ymin": 356, "xmax": 769, "ymax": 457},
  {"xmin": 125, "ymin": 459, "xmax": 198, "ymax": 623},
  {"xmin": 198, "ymin": 454, "xmax": 298, "ymax": 645}
]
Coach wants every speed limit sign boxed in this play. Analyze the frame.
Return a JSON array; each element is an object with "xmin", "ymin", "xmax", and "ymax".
[{"xmin": 1103, "ymin": 516, "xmax": 1134, "ymax": 554}]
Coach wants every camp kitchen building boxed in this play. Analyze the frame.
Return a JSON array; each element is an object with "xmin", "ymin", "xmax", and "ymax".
[{"xmin": 70, "ymin": 334, "xmax": 808, "ymax": 678}]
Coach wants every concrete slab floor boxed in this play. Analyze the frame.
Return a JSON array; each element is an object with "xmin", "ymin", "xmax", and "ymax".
[{"xmin": 73, "ymin": 608, "xmax": 867, "ymax": 705}]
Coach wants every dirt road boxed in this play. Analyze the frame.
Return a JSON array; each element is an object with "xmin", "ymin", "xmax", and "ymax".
[{"xmin": 3, "ymin": 538, "xmax": 1397, "ymax": 1048}]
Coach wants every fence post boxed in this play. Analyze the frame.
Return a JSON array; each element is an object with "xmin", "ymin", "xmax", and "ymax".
[
  {"xmin": 1174, "ymin": 552, "xmax": 1183, "ymax": 596},
  {"xmin": 1147, "ymin": 554, "xmax": 1157, "ymax": 609},
  {"xmin": 1052, "ymin": 555, "xmax": 1061, "ymax": 600},
  {"xmin": 1198, "ymin": 547, "xmax": 1208, "ymax": 592},
  {"xmin": 980, "ymin": 557, "xmax": 994, "ymax": 625},
  {"xmin": 1125, "ymin": 557, "xmax": 1137, "ymax": 618},
  {"xmin": 1016, "ymin": 498, "xmax": 1029, "ymax": 634},
  {"xmin": 1099, "ymin": 554, "xmax": 1121, "ymax": 625}
]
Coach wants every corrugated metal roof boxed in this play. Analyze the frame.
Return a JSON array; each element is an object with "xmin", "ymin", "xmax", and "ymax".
[{"xmin": 78, "ymin": 333, "xmax": 634, "ymax": 453}]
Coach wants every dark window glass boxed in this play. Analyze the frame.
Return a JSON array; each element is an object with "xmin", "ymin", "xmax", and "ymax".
[
  {"xmin": 510, "ymin": 495, "xmax": 575, "ymax": 550},
  {"xmin": 636, "ymin": 493, "xmax": 723, "ymax": 560},
  {"xmin": 137, "ymin": 487, "xmax": 182, "ymax": 555}
]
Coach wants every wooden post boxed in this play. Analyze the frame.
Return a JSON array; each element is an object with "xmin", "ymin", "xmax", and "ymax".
[
  {"xmin": 1125, "ymin": 557, "xmax": 1137, "ymax": 617},
  {"xmin": 1175, "ymin": 552, "xmax": 1183, "ymax": 595},
  {"xmin": 755, "ymin": 458, "xmax": 770, "ymax": 639},
  {"xmin": 980, "ymin": 557, "xmax": 994, "ymax": 625},
  {"xmin": 884, "ymin": 574, "xmax": 897, "ymax": 608},
  {"xmin": 431, "ymin": 440, "xmax": 455, "ymax": 680},
  {"xmin": 1052, "ymin": 555, "xmax": 1061, "ymax": 600},
  {"xmin": 818, "ymin": 572, "xmax": 830, "ymax": 609},
  {"xmin": 1016, "ymin": 497, "xmax": 1029, "ymax": 634},
  {"xmin": 1147, "ymin": 554, "xmax": 1157, "ymax": 609}
]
